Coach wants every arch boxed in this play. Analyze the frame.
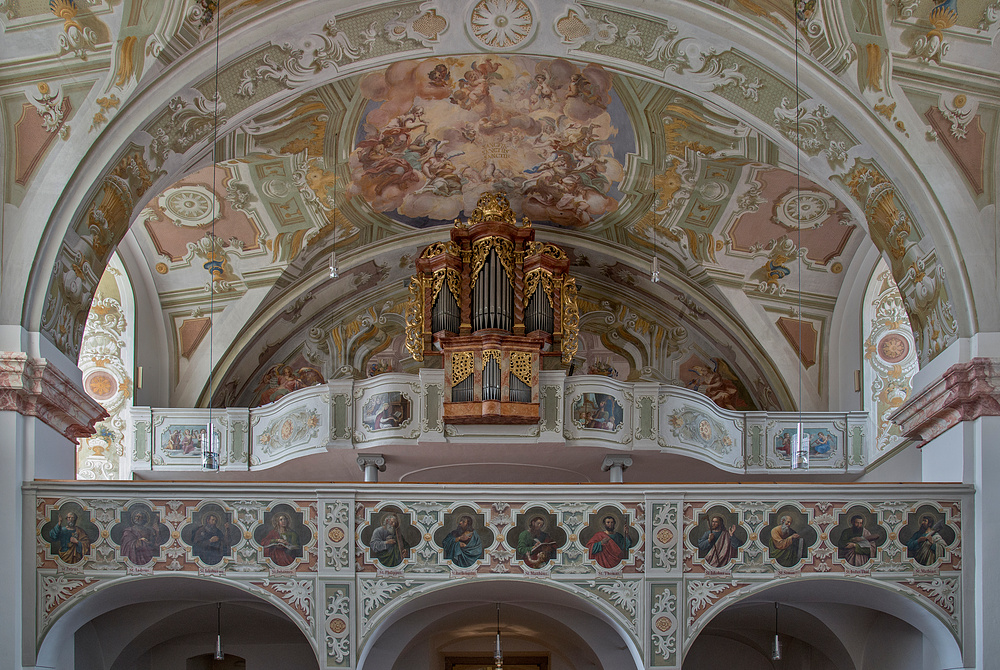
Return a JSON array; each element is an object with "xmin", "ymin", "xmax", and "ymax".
[
  {"xmin": 19, "ymin": 0, "xmax": 975, "ymax": 370},
  {"xmin": 36, "ymin": 574, "xmax": 320, "ymax": 670},
  {"xmin": 685, "ymin": 577, "xmax": 963, "ymax": 669},
  {"xmin": 357, "ymin": 577, "xmax": 644, "ymax": 670}
]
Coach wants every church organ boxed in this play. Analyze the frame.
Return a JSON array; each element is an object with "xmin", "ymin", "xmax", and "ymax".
[{"xmin": 405, "ymin": 193, "xmax": 579, "ymax": 424}]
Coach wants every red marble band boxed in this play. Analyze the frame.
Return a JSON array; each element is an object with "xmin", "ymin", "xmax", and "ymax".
[
  {"xmin": 893, "ymin": 357, "xmax": 1000, "ymax": 447},
  {"xmin": 0, "ymin": 352, "xmax": 108, "ymax": 441}
]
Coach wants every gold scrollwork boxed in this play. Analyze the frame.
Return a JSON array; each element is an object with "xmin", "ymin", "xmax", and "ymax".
[
  {"xmin": 510, "ymin": 351, "xmax": 533, "ymax": 387},
  {"xmin": 421, "ymin": 241, "xmax": 460, "ymax": 259},
  {"xmin": 404, "ymin": 276, "xmax": 425, "ymax": 362},
  {"xmin": 470, "ymin": 236, "xmax": 515, "ymax": 290},
  {"xmin": 524, "ymin": 269, "xmax": 554, "ymax": 307},
  {"xmin": 452, "ymin": 351, "xmax": 474, "ymax": 385},
  {"xmin": 561, "ymin": 277, "xmax": 580, "ymax": 364},
  {"xmin": 468, "ymin": 192, "xmax": 518, "ymax": 225},
  {"xmin": 431, "ymin": 268, "xmax": 461, "ymax": 305},
  {"xmin": 483, "ymin": 349, "xmax": 502, "ymax": 364},
  {"xmin": 525, "ymin": 241, "xmax": 567, "ymax": 260}
]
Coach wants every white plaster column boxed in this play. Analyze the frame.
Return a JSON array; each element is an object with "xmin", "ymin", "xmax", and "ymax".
[
  {"xmin": 357, "ymin": 454, "xmax": 386, "ymax": 483},
  {"xmin": 601, "ymin": 455, "xmax": 633, "ymax": 483}
]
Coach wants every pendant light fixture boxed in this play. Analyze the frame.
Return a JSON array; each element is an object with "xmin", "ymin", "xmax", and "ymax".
[
  {"xmin": 771, "ymin": 602, "xmax": 782, "ymax": 661},
  {"xmin": 494, "ymin": 602, "xmax": 503, "ymax": 669},
  {"xmin": 328, "ymin": 132, "xmax": 340, "ymax": 279},
  {"xmin": 201, "ymin": 0, "xmax": 223, "ymax": 471},
  {"xmin": 790, "ymin": 7, "xmax": 809, "ymax": 471},
  {"xmin": 213, "ymin": 602, "xmax": 225, "ymax": 660}
]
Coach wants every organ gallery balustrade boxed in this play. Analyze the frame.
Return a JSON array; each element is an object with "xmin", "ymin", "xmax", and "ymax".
[{"xmin": 128, "ymin": 372, "xmax": 869, "ymax": 474}]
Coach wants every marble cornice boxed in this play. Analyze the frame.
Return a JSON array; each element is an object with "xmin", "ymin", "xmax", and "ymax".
[
  {"xmin": 893, "ymin": 357, "xmax": 1000, "ymax": 446},
  {"xmin": 0, "ymin": 352, "xmax": 108, "ymax": 440}
]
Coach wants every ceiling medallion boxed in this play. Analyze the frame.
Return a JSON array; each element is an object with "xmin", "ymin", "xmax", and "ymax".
[
  {"xmin": 159, "ymin": 185, "xmax": 219, "ymax": 227},
  {"xmin": 469, "ymin": 0, "xmax": 534, "ymax": 50},
  {"xmin": 774, "ymin": 190, "xmax": 835, "ymax": 229}
]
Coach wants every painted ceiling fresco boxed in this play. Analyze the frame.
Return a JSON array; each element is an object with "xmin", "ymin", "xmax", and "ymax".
[
  {"xmin": 349, "ymin": 56, "xmax": 630, "ymax": 227},
  {"xmin": 117, "ymin": 55, "xmax": 870, "ymax": 410},
  {"xmin": 7, "ymin": 0, "xmax": 996, "ymax": 417}
]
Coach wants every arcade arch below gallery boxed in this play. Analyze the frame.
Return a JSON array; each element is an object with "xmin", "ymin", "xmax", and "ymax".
[
  {"xmin": 358, "ymin": 578, "xmax": 644, "ymax": 670},
  {"xmin": 687, "ymin": 578, "xmax": 962, "ymax": 670},
  {"xmin": 36, "ymin": 576, "xmax": 319, "ymax": 670}
]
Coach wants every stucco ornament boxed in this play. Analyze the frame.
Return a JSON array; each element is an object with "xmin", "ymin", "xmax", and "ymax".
[
  {"xmin": 237, "ymin": 17, "xmax": 361, "ymax": 98},
  {"xmin": 28, "ymin": 83, "xmax": 70, "ymax": 139},
  {"xmin": 469, "ymin": 0, "xmax": 534, "ymax": 50},
  {"xmin": 50, "ymin": 0, "xmax": 99, "ymax": 60}
]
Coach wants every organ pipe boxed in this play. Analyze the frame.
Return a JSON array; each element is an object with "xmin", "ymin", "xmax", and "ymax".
[
  {"xmin": 452, "ymin": 374, "xmax": 474, "ymax": 402},
  {"xmin": 432, "ymin": 281, "xmax": 460, "ymax": 334},
  {"xmin": 483, "ymin": 356, "xmax": 501, "ymax": 401},
  {"xmin": 524, "ymin": 282, "xmax": 553, "ymax": 335},
  {"xmin": 404, "ymin": 192, "xmax": 579, "ymax": 424},
  {"xmin": 509, "ymin": 373, "xmax": 531, "ymax": 403}
]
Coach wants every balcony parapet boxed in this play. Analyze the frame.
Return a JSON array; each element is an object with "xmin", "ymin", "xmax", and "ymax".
[
  {"xmin": 129, "ymin": 371, "xmax": 870, "ymax": 475},
  {"xmin": 26, "ymin": 481, "xmax": 970, "ymax": 669}
]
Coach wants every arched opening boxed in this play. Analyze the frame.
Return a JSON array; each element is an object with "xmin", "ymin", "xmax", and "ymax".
[
  {"xmin": 36, "ymin": 576, "xmax": 319, "ymax": 670},
  {"xmin": 685, "ymin": 578, "xmax": 962, "ymax": 669},
  {"xmin": 359, "ymin": 578, "xmax": 643, "ymax": 670}
]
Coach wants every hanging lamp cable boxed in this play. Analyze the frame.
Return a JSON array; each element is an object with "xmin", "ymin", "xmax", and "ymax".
[
  {"xmin": 771, "ymin": 601, "xmax": 782, "ymax": 661},
  {"xmin": 651, "ymin": 129, "xmax": 660, "ymax": 283},
  {"xmin": 792, "ymin": 9, "xmax": 808, "ymax": 471},
  {"xmin": 494, "ymin": 602, "xmax": 503, "ymax": 669},
  {"xmin": 203, "ymin": 0, "xmax": 222, "ymax": 470},
  {"xmin": 330, "ymin": 132, "xmax": 339, "ymax": 278},
  {"xmin": 214, "ymin": 601, "xmax": 224, "ymax": 660}
]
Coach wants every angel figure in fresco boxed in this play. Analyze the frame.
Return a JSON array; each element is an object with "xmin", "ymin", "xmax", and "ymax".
[
  {"xmin": 355, "ymin": 136, "xmax": 421, "ymax": 198},
  {"xmin": 255, "ymin": 364, "xmax": 325, "ymax": 406},
  {"xmin": 778, "ymin": 431, "xmax": 793, "ymax": 456},
  {"xmin": 427, "ymin": 63, "xmax": 451, "ymax": 88},
  {"xmin": 449, "ymin": 59, "xmax": 501, "ymax": 111},
  {"xmin": 687, "ymin": 359, "xmax": 745, "ymax": 410},
  {"xmin": 530, "ymin": 73, "xmax": 554, "ymax": 108},
  {"xmin": 812, "ymin": 431, "xmax": 832, "ymax": 454},
  {"xmin": 415, "ymin": 139, "xmax": 465, "ymax": 197}
]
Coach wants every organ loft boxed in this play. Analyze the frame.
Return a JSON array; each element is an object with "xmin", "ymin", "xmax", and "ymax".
[{"xmin": 405, "ymin": 192, "xmax": 579, "ymax": 424}]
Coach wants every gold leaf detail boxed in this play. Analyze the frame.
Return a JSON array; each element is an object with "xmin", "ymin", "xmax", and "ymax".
[{"xmin": 452, "ymin": 351, "xmax": 474, "ymax": 385}]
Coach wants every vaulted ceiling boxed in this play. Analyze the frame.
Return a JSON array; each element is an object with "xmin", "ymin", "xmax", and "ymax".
[{"xmin": 4, "ymin": 0, "xmax": 997, "ymax": 414}]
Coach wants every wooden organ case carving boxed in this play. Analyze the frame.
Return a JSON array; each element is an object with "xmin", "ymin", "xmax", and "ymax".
[{"xmin": 405, "ymin": 193, "xmax": 579, "ymax": 424}]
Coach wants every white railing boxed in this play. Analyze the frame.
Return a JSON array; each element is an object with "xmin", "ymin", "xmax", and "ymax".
[{"xmin": 128, "ymin": 371, "xmax": 869, "ymax": 474}]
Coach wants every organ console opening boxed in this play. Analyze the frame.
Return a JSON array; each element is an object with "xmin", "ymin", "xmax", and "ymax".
[{"xmin": 405, "ymin": 192, "xmax": 579, "ymax": 424}]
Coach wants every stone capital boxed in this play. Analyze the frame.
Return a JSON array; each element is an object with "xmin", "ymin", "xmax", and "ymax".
[
  {"xmin": 601, "ymin": 455, "xmax": 634, "ymax": 471},
  {"xmin": 893, "ymin": 357, "xmax": 1000, "ymax": 446},
  {"xmin": 357, "ymin": 454, "xmax": 387, "ymax": 471},
  {"xmin": 0, "ymin": 352, "xmax": 108, "ymax": 441}
]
